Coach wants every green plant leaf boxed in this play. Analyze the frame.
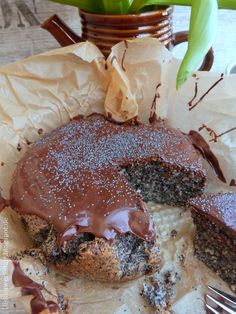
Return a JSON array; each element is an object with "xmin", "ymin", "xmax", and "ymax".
[
  {"xmin": 176, "ymin": 0, "xmax": 218, "ymax": 89},
  {"xmin": 218, "ymin": 0, "xmax": 236, "ymax": 9},
  {"xmin": 129, "ymin": 0, "xmax": 191, "ymax": 13},
  {"xmin": 102, "ymin": 0, "xmax": 131, "ymax": 14},
  {"xmin": 49, "ymin": 0, "xmax": 236, "ymax": 12},
  {"xmin": 50, "ymin": 0, "xmax": 133, "ymax": 13},
  {"xmin": 128, "ymin": 0, "xmax": 146, "ymax": 13},
  {"xmin": 49, "ymin": 0, "xmax": 236, "ymax": 89},
  {"xmin": 129, "ymin": 0, "xmax": 236, "ymax": 12}
]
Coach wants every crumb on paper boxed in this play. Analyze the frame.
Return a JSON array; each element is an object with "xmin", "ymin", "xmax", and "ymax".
[
  {"xmin": 141, "ymin": 271, "xmax": 180, "ymax": 313},
  {"xmin": 230, "ymin": 284, "xmax": 236, "ymax": 293},
  {"xmin": 58, "ymin": 293, "xmax": 69, "ymax": 312},
  {"xmin": 178, "ymin": 254, "xmax": 185, "ymax": 265},
  {"xmin": 25, "ymin": 138, "xmax": 32, "ymax": 145},
  {"xmin": 170, "ymin": 230, "xmax": 178, "ymax": 238}
]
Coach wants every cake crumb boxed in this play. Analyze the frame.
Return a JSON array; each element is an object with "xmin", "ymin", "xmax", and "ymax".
[
  {"xmin": 58, "ymin": 293, "xmax": 68, "ymax": 311},
  {"xmin": 141, "ymin": 271, "xmax": 180, "ymax": 313},
  {"xmin": 230, "ymin": 284, "xmax": 236, "ymax": 293},
  {"xmin": 178, "ymin": 254, "xmax": 185, "ymax": 265},
  {"xmin": 170, "ymin": 230, "xmax": 177, "ymax": 238},
  {"xmin": 25, "ymin": 138, "xmax": 32, "ymax": 145}
]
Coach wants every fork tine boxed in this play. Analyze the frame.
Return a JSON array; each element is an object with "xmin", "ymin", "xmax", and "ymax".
[
  {"xmin": 205, "ymin": 303, "xmax": 221, "ymax": 314},
  {"xmin": 208, "ymin": 286, "xmax": 236, "ymax": 305},
  {"xmin": 206, "ymin": 294, "xmax": 236, "ymax": 314}
]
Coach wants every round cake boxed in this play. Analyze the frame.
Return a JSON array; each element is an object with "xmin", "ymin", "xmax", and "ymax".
[{"xmin": 10, "ymin": 114, "xmax": 206, "ymax": 282}]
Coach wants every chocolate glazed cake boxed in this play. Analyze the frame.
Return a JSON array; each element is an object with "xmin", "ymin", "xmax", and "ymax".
[
  {"xmin": 10, "ymin": 114, "xmax": 206, "ymax": 282},
  {"xmin": 189, "ymin": 193, "xmax": 236, "ymax": 285}
]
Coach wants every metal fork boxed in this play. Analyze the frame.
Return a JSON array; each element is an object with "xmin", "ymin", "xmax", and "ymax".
[{"xmin": 206, "ymin": 285, "xmax": 236, "ymax": 314}]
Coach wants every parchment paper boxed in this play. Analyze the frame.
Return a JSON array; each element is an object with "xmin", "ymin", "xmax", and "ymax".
[{"xmin": 0, "ymin": 38, "xmax": 235, "ymax": 314}]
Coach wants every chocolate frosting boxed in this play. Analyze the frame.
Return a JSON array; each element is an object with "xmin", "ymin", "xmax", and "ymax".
[
  {"xmin": 0, "ymin": 195, "xmax": 5, "ymax": 212},
  {"xmin": 230, "ymin": 179, "xmax": 236, "ymax": 187},
  {"xmin": 12, "ymin": 260, "xmax": 58, "ymax": 314},
  {"xmin": 189, "ymin": 193, "xmax": 236, "ymax": 237},
  {"xmin": 10, "ymin": 114, "xmax": 205, "ymax": 244},
  {"xmin": 0, "ymin": 193, "xmax": 8, "ymax": 212},
  {"xmin": 188, "ymin": 130, "xmax": 226, "ymax": 183}
]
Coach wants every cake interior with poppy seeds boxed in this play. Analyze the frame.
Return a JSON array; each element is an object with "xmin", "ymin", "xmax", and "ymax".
[{"xmin": 189, "ymin": 193, "xmax": 236, "ymax": 285}]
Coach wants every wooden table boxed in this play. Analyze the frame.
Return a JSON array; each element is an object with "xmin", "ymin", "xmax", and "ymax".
[{"xmin": 0, "ymin": 1, "xmax": 236, "ymax": 74}]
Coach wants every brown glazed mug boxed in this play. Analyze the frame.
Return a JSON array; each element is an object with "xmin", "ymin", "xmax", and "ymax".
[{"xmin": 42, "ymin": 7, "xmax": 213, "ymax": 71}]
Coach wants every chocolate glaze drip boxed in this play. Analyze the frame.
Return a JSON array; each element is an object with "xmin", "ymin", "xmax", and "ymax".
[
  {"xmin": 211, "ymin": 126, "xmax": 236, "ymax": 142},
  {"xmin": 230, "ymin": 179, "xmax": 236, "ymax": 187},
  {"xmin": 189, "ymin": 193, "xmax": 236, "ymax": 237},
  {"xmin": 0, "ymin": 196, "xmax": 5, "ymax": 212},
  {"xmin": 121, "ymin": 48, "xmax": 127, "ymax": 72},
  {"xmin": 188, "ymin": 130, "xmax": 226, "ymax": 183},
  {"xmin": 120, "ymin": 40, "xmax": 129, "ymax": 71},
  {"xmin": 12, "ymin": 260, "xmax": 58, "ymax": 314},
  {"xmin": 199, "ymin": 124, "xmax": 236, "ymax": 143},
  {"xmin": 25, "ymin": 138, "xmax": 32, "ymax": 146},
  {"xmin": 198, "ymin": 124, "xmax": 218, "ymax": 142},
  {"xmin": 10, "ymin": 114, "xmax": 205, "ymax": 244},
  {"xmin": 188, "ymin": 80, "xmax": 198, "ymax": 108},
  {"xmin": 104, "ymin": 60, "xmax": 108, "ymax": 70},
  {"xmin": 106, "ymin": 112, "xmax": 113, "ymax": 121},
  {"xmin": 110, "ymin": 55, "xmax": 118, "ymax": 66},
  {"xmin": 149, "ymin": 83, "xmax": 161, "ymax": 124},
  {"xmin": 106, "ymin": 112, "xmax": 139, "ymax": 126},
  {"xmin": 189, "ymin": 74, "xmax": 224, "ymax": 111},
  {"xmin": 0, "ymin": 193, "xmax": 9, "ymax": 212}
]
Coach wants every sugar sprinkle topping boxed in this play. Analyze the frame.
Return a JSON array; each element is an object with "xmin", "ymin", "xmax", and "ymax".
[{"xmin": 11, "ymin": 114, "xmax": 205, "ymax": 242}]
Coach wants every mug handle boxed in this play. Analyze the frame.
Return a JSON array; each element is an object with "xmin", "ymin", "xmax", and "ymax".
[{"xmin": 172, "ymin": 31, "xmax": 214, "ymax": 71}]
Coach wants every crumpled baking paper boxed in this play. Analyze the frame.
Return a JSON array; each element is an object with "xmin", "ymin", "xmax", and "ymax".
[{"xmin": 0, "ymin": 38, "xmax": 235, "ymax": 314}]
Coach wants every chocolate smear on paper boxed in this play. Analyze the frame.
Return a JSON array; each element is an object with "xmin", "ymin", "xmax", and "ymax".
[
  {"xmin": 12, "ymin": 260, "xmax": 58, "ymax": 314},
  {"xmin": 149, "ymin": 83, "xmax": 161, "ymax": 124},
  {"xmin": 189, "ymin": 74, "xmax": 224, "ymax": 111},
  {"xmin": 188, "ymin": 130, "xmax": 226, "ymax": 183}
]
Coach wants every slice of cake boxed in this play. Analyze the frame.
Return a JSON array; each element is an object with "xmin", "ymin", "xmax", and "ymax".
[
  {"xmin": 189, "ymin": 193, "xmax": 236, "ymax": 284},
  {"xmin": 10, "ymin": 114, "xmax": 206, "ymax": 282}
]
